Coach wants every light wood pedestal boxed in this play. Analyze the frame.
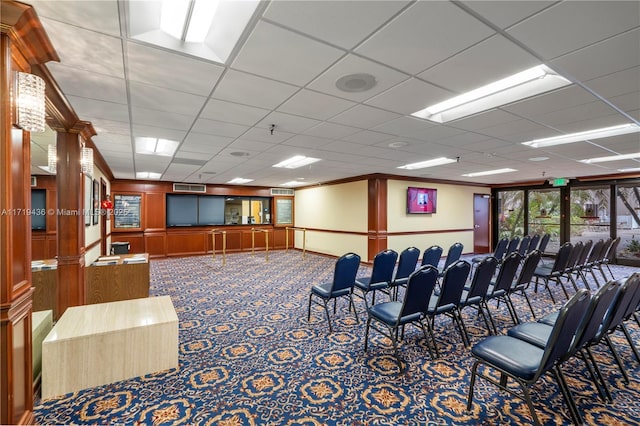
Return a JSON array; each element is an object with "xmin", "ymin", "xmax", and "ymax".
[{"xmin": 41, "ymin": 295, "xmax": 178, "ymax": 399}]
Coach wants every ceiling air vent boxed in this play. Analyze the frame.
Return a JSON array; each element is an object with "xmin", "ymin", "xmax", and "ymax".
[
  {"xmin": 271, "ymin": 188, "xmax": 294, "ymax": 196},
  {"xmin": 173, "ymin": 183, "xmax": 206, "ymax": 193}
]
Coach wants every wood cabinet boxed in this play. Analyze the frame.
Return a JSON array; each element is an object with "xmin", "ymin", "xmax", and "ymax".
[{"xmin": 85, "ymin": 254, "xmax": 150, "ymax": 305}]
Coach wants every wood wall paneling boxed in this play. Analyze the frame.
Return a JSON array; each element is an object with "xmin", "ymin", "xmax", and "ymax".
[
  {"xmin": 143, "ymin": 233, "xmax": 166, "ymax": 257},
  {"xmin": 167, "ymin": 232, "xmax": 207, "ymax": 256},
  {"xmin": 144, "ymin": 192, "xmax": 165, "ymax": 230},
  {"xmin": 112, "ymin": 233, "xmax": 144, "ymax": 255}
]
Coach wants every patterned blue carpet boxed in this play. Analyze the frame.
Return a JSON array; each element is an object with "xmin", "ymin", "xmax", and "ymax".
[{"xmin": 35, "ymin": 251, "xmax": 640, "ymax": 425}]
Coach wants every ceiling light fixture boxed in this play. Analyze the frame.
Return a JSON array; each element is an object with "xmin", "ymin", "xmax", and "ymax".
[
  {"xmin": 273, "ymin": 155, "xmax": 320, "ymax": 169},
  {"xmin": 135, "ymin": 137, "xmax": 179, "ymax": 157},
  {"xmin": 397, "ymin": 157, "xmax": 457, "ymax": 170},
  {"xmin": 81, "ymin": 144, "xmax": 94, "ymax": 176},
  {"xmin": 160, "ymin": 0, "xmax": 220, "ymax": 43},
  {"xmin": 227, "ymin": 178, "xmax": 254, "ymax": 184},
  {"xmin": 47, "ymin": 144, "xmax": 57, "ymax": 174},
  {"xmin": 412, "ymin": 65, "xmax": 570, "ymax": 123},
  {"xmin": 579, "ymin": 152, "xmax": 640, "ymax": 164},
  {"xmin": 618, "ymin": 167, "xmax": 640, "ymax": 172},
  {"xmin": 522, "ymin": 123, "xmax": 640, "ymax": 148},
  {"xmin": 136, "ymin": 172, "xmax": 162, "ymax": 180},
  {"xmin": 462, "ymin": 168, "xmax": 517, "ymax": 177},
  {"xmin": 282, "ymin": 181, "xmax": 305, "ymax": 187}
]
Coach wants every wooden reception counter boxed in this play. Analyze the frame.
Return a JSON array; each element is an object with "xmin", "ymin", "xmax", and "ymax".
[
  {"xmin": 86, "ymin": 253, "xmax": 150, "ymax": 305},
  {"xmin": 41, "ymin": 295, "xmax": 178, "ymax": 399},
  {"xmin": 32, "ymin": 259, "xmax": 58, "ymax": 318}
]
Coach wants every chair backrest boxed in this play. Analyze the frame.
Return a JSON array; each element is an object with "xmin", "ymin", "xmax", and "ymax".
[
  {"xmin": 604, "ymin": 237, "xmax": 621, "ymax": 262},
  {"xmin": 466, "ymin": 256, "xmax": 498, "ymax": 300},
  {"xmin": 331, "ymin": 252, "xmax": 361, "ymax": 292},
  {"xmin": 518, "ymin": 235, "xmax": 531, "ymax": 256},
  {"xmin": 437, "ymin": 260, "xmax": 471, "ymax": 307},
  {"xmin": 576, "ymin": 239, "xmax": 593, "ymax": 267},
  {"xmin": 528, "ymin": 234, "xmax": 541, "ymax": 254},
  {"xmin": 566, "ymin": 240, "xmax": 583, "ymax": 270},
  {"xmin": 587, "ymin": 239, "xmax": 605, "ymax": 264},
  {"xmin": 442, "ymin": 243, "xmax": 464, "ymax": 270},
  {"xmin": 599, "ymin": 274, "xmax": 640, "ymax": 339},
  {"xmin": 394, "ymin": 247, "xmax": 420, "ymax": 281},
  {"xmin": 538, "ymin": 233, "xmax": 551, "ymax": 253},
  {"xmin": 505, "ymin": 237, "xmax": 520, "ymax": 256},
  {"xmin": 421, "ymin": 245, "xmax": 443, "ymax": 267},
  {"xmin": 622, "ymin": 273, "xmax": 640, "ymax": 320},
  {"xmin": 537, "ymin": 289, "xmax": 591, "ymax": 379},
  {"xmin": 513, "ymin": 250, "xmax": 542, "ymax": 288},
  {"xmin": 493, "ymin": 237, "xmax": 509, "ymax": 260},
  {"xmin": 550, "ymin": 242, "xmax": 573, "ymax": 273},
  {"xmin": 369, "ymin": 249, "xmax": 398, "ymax": 284},
  {"xmin": 400, "ymin": 265, "xmax": 439, "ymax": 319},
  {"xmin": 491, "ymin": 252, "xmax": 521, "ymax": 295},
  {"xmin": 598, "ymin": 237, "xmax": 613, "ymax": 262},
  {"xmin": 573, "ymin": 279, "xmax": 621, "ymax": 352}
]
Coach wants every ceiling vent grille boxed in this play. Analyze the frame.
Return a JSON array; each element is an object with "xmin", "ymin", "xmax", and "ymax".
[
  {"xmin": 271, "ymin": 188, "xmax": 294, "ymax": 196},
  {"xmin": 173, "ymin": 183, "xmax": 207, "ymax": 193}
]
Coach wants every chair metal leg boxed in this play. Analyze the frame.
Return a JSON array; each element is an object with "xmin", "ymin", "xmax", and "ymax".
[
  {"xmin": 427, "ymin": 317, "xmax": 441, "ymax": 358},
  {"xmin": 620, "ymin": 323, "xmax": 640, "ymax": 363},
  {"xmin": 348, "ymin": 293, "xmax": 360, "ymax": 324},
  {"xmin": 466, "ymin": 361, "xmax": 479, "ymax": 412},
  {"xmin": 387, "ymin": 324, "xmax": 403, "ymax": 371},
  {"xmin": 604, "ymin": 335, "xmax": 630, "ymax": 383},
  {"xmin": 584, "ymin": 347, "xmax": 613, "ymax": 402},
  {"xmin": 580, "ymin": 348, "xmax": 613, "ymax": 403},
  {"xmin": 553, "ymin": 366, "xmax": 584, "ymax": 426},
  {"xmin": 605, "ymin": 264, "xmax": 615, "ymax": 281},
  {"xmin": 307, "ymin": 294, "xmax": 313, "ymax": 321},
  {"xmin": 453, "ymin": 309, "xmax": 470, "ymax": 347},
  {"xmin": 418, "ymin": 320, "xmax": 436, "ymax": 359},
  {"xmin": 364, "ymin": 317, "xmax": 371, "ymax": 351},
  {"xmin": 482, "ymin": 301, "xmax": 498, "ymax": 335},
  {"xmin": 518, "ymin": 380, "xmax": 542, "ymax": 426}
]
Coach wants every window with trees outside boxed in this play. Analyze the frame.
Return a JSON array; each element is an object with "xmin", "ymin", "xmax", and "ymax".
[{"xmin": 616, "ymin": 184, "xmax": 640, "ymax": 262}]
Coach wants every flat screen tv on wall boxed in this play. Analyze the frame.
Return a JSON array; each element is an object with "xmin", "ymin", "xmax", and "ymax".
[{"xmin": 407, "ymin": 187, "xmax": 437, "ymax": 214}]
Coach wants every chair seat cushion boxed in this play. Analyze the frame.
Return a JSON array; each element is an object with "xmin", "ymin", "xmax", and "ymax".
[
  {"xmin": 355, "ymin": 278, "xmax": 389, "ymax": 291},
  {"xmin": 391, "ymin": 277, "xmax": 409, "ymax": 287},
  {"xmin": 472, "ymin": 335, "xmax": 544, "ymax": 381},
  {"xmin": 538, "ymin": 311, "xmax": 558, "ymax": 326},
  {"xmin": 368, "ymin": 302, "xmax": 421, "ymax": 325},
  {"xmin": 534, "ymin": 265, "xmax": 553, "ymax": 277},
  {"xmin": 507, "ymin": 322, "xmax": 552, "ymax": 348},
  {"xmin": 461, "ymin": 290, "xmax": 482, "ymax": 306},
  {"xmin": 312, "ymin": 281, "xmax": 350, "ymax": 298}
]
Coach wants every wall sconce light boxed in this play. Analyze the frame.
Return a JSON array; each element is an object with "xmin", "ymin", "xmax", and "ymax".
[
  {"xmin": 16, "ymin": 71, "xmax": 46, "ymax": 133},
  {"xmin": 47, "ymin": 144, "xmax": 57, "ymax": 174},
  {"xmin": 81, "ymin": 144, "xmax": 93, "ymax": 175}
]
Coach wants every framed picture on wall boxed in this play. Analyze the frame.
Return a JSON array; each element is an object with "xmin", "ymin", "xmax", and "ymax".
[
  {"xmin": 92, "ymin": 179, "xmax": 100, "ymax": 225},
  {"xmin": 84, "ymin": 174, "xmax": 92, "ymax": 226}
]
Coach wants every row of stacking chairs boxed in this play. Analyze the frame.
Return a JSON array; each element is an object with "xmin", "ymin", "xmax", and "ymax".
[
  {"xmin": 467, "ymin": 272, "xmax": 640, "ymax": 425},
  {"xmin": 533, "ymin": 237, "xmax": 621, "ymax": 303},
  {"xmin": 472, "ymin": 233, "xmax": 550, "ymax": 266}
]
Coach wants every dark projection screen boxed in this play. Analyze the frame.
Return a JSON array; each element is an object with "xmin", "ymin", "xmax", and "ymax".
[
  {"xmin": 198, "ymin": 196, "xmax": 225, "ymax": 225},
  {"xmin": 31, "ymin": 189, "xmax": 46, "ymax": 230},
  {"xmin": 166, "ymin": 194, "xmax": 198, "ymax": 226}
]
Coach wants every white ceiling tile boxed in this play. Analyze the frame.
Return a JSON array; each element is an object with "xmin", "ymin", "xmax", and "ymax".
[
  {"xmin": 584, "ymin": 67, "xmax": 640, "ymax": 99},
  {"xmin": 66, "ymin": 95, "xmax": 130, "ymax": 123},
  {"xmin": 532, "ymin": 101, "xmax": 622, "ymax": 128},
  {"xmin": 263, "ymin": 0, "xmax": 410, "ymax": 49},
  {"xmin": 303, "ymin": 122, "xmax": 361, "ymax": 139},
  {"xmin": 418, "ymin": 35, "xmax": 540, "ymax": 93},
  {"xmin": 308, "ymin": 54, "xmax": 409, "ymax": 102},
  {"xmin": 475, "ymin": 119, "xmax": 553, "ymax": 140},
  {"xmin": 172, "ymin": 150, "xmax": 214, "ymax": 161},
  {"xmin": 278, "ymin": 90, "xmax": 356, "ymax": 120},
  {"xmin": 45, "ymin": 65, "xmax": 126, "ymax": 104},
  {"xmin": 126, "ymin": 42, "xmax": 224, "ymax": 95},
  {"xmin": 609, "ymin": 92, "xmax": 640, "ymax": 113},
  {"xmin": 460, "ymin": 1, "xmax": 556, "ymax": 29},
  {"xmin": 365, "ymin": 78, "xmax": 452, "ymax": 115},
  {"xmin": 129, "ymin": 82, "xmax": 208, "ymax": 116},
  {"xmin": 181, "ymin": 133, "xmax": 233, "ymax": 154},
  {"xmin": 449, "ymin": 109, "xmax": 522, "ymax": 131},
  {"xmin": 212, "ymin": 70, "xmax": 299, "ymax": 109},
  {"xmin": 371, "ymin": 116, "xmax": 436, "ymax": 137},
  {"xmin": 232, "ymin": 20, "xmax": 345, "ymax": 86},
  {"xmin": 241, "ymin": 128, "xmax": 294, "ymax": 144},
  {"xmin": 329, "ymin": 104, "xmax": 401, "ymax": 129},
  {"xmin": 29, "ymin": 0, "xmax": 121, "ymax": 36},
  {"xmin": 341, "ymin": 130, "xmax": 395, "ymax": 145},
  {"xmin": 281, "ymin": 134, "xmax": 335, "ymax": 149},
  {"xmin": 131, "ymin": 106, "xmax": 194, "ymax": 131},
  {"xmin": 255, "ymin": 112, "xmax": 321, "ymax": 134},
  {"xmin": 201, "ymin": 99, "xmax": 270, "ymax": 126},
  {"xmin": 551, "ymin": 29, "xmax": 640, "ymax": 81},
  {"xmin": 502, "ymin": 85, "xmax": 598, "ymax": 118},
  {"xmin": 508, "ymin": 1, "xmax": 640, "ymax": 60},
  {"xmin": 355, "ymin": 1, "xmax": 494, "ymax": 74},
  {"xmin": 41, "ymin": 18, "xmax": 124, "ymax": 78},
  {"xmin": 132, "ymin": 126, "xmax": 186, "ymax": 143},
  {"xmin": 191, "ymin": 118, "xmax": 249, "ymax": 138}
]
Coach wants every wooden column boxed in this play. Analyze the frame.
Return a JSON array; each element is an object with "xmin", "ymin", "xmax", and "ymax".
[
  {"xmin": 367, "ymin": 177, "xmax": 388, "ymax": 262},
  {"xmin": 0, "ymin": 2, "xmax": 59, "ymax": 423},
  {"xmin": 56, "ymin": 130, "xmax": 86, "ymax": 314}
]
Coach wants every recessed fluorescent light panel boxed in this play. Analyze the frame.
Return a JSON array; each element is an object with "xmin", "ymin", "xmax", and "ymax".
[
  {"xmin": 462, "ymin": 168, "xmax": 517, "ymax": 177},
  {"xmin": 227, "ymin": 178, "xmax": 254, "ymax": 184},
  {"xmin": 522, "ymin": 123, "xmax": 640, "ymax": 148},
  {"xmin": 128, "ymin": 0, "xmax": 259, "ymax": 63},
  {"xmin": 136, "ymin": 172, "xmax": 162, "ymax": 180},
  {"xmin": 618, "ymin": 167, "xmax": 640, "ymax": 172},
  {"xmin": 282, "ymin": 181, "xmax": 305, "ymax": 187},
  {"xmin": 398, "ymin": 157, "xmax": 457, "ymax": 170},
  {"xmin": 412, "ymin": 65, "xmax": 570, "ymax": 123},
  {"xmin": 579, "ymin": 152, "xmax": 640, "ymax": 164},
  {"xmin": 135, "ymin": 137, "xmax": 179, "ymax": 157},
  {"xmin": 273, "ymin": 156, "xmax": 320, "ymax": 169}
]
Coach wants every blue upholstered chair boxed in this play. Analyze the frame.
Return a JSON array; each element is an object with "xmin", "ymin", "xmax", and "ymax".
[
  {"xmin": 307, "ymin": 252, "xmax": 361, "ymax": 333},
  {"xmin": 506, "ymin": 250, "xmax": 542, "ymax": 322},
  {"xmin": 364, "ymin": 265, "xmax": 439, "ymax": 371},
  {"xmin": 517, "ymin": 235, "xmax": 531, "ymax": 257},
  {"xmin": 505, "ymin": 236, "xmax": 521, "ymax": 258},
  {"xmin": 467, "ymin": 289, "xmax": 591, "ymax": 426},
  {"xmin": 424, "ymin": 260, "xmax": 472, "ymax": 355},
  {"xmin": 388, "ymin": 246, "xmax": 420, "ymax": 300},
  {"xmin": 438, "ymin": 243, "xmax": 463, "ymax": 277},
  {"xmin": 527, "ymin": 233, "xmax": 541, "ymax": 254},
  {"xmin": 538, "ymin": 233, "xmax": 550, "ymax": 254},
  {"xmin": 459, "ymin": 256, "xmax": 499, "ymax": 337},
  {"xmin": 533, "ymin": 242, "xmax": 573, "ymax": 303},
  {"xmin": 421, "ymin": 245, "xmax": 443, "ymax": 267},
  {"xmin": 355, "ymin": 249, "xmax": 398, "ymax": 308},
  {"xmin": 483, "ymin": 252, "xmax": 522, "ymax": 333},
  {"xmin": 471, "ymin": 237, "xmax": 508, "ymax": 266}
]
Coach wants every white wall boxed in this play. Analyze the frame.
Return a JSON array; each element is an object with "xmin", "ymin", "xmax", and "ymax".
[
  {"xmin": 84, "ymin": 166, "xmax": 110, "ymax": 265},
  {"xmin": 293, "ymin": 180, "xmax": 368, "ymax": 258}
]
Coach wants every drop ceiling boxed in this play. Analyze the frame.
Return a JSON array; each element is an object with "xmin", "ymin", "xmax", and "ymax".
[{"xmin": 26, "ymin": 0, "xmax": 640, "ymax": 186}]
